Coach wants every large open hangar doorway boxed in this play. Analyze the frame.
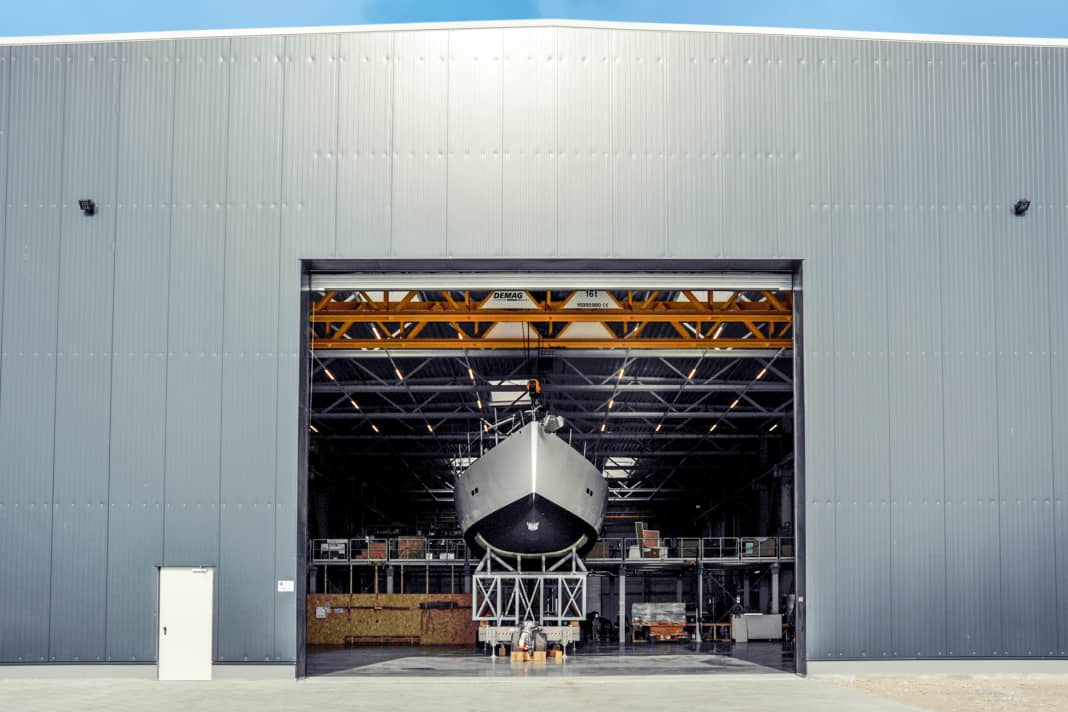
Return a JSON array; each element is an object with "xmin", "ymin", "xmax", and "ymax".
[{"xmin": 298, "ymin": 262, "xmax": 803, "ymax": 677}]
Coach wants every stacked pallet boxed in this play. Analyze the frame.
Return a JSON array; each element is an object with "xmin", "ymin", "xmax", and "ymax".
[{"xmin": 631, "ymin": 602, "xmax": 688, "ymax": 642}]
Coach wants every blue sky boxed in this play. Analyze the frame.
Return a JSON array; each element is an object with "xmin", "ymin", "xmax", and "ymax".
[{"xmin": 1, "ymin": 1, "xmax": 1066, "ymax": 39}]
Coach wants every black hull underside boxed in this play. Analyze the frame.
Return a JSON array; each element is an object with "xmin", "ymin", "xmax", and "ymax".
[{"xmin": 463, "ymin": 493, "xmax": 599, "ymax": 558}]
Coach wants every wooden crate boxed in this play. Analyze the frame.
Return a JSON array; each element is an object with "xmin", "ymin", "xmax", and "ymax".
[{"xmin": 647, "ymin": 624, "xmax": 688, "ymax": 642}]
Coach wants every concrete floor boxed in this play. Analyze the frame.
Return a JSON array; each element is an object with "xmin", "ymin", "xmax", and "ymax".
[
  {"xmin": 1, "ymin": 675, "xmax": 926, "ymax": 712},
  {"xmin": 307, "ymin": 640, "xmax": 795, "ymax": 676}
]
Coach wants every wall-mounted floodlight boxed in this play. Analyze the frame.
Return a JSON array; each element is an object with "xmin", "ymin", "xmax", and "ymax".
[
  {"xmin": 78, "ymin": 199, "xmax": 96, "ymax": 216},
  {"xmin": 1013, "ymin": 199, "xmax": 1031, "ymax": 216}
]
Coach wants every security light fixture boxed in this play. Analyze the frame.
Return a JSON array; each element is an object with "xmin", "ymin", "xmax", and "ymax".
[
  {"xmin": 78, "ymin": 199, "xmax": 95, "ymax": 216},
  {"xmin": 1014, "ymin": 199, "xmax": 1031, "ymax": 216}
]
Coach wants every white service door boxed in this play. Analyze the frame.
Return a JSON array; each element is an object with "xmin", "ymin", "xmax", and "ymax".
[{"xmin": 158, "ymin": 567, "xmax": 214, "ymax": 680}]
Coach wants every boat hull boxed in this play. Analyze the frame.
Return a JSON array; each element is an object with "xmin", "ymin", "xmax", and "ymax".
[{"xmin": 454, "ymin": 422, "xmax": 607, "ymax": 557}]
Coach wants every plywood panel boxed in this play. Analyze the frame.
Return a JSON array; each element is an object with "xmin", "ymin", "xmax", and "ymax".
[{"xmin": 305, "ymin": 594, "xmax": 477, "ymax": 646}]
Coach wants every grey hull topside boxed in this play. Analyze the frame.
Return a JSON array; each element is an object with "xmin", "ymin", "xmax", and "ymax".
[{"xmin": 454, "ymin": 421, "xmax": 608, "ymax": 553}]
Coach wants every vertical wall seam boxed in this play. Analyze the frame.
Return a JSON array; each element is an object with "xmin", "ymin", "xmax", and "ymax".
[
  {"xmin": 444, "ymin": 31, "xmax": 451, "ymax": 256},
  {"xmin": 214, "ymin": 36, "xmax": 233, "ymax": 662},
  {"xmin": 608, "ymin": 30, "xmax": 615, "ymax": 256},
  {"xmin": 986, "ymin": 50, "xmax": 1005, "ymax": 656},
  {"xmin": 161, "ymin": 38, "xmax": 180, "ymax": 577},
  {"xmin": 553, "ymin": 26, "xmax": 559, "ymax": 256},
  {"xmin": 45, "ymin": 45, "xmax": 70, "ymax": 663},
  {"xmin": 102, "ymin": 40, "xmax": 125, "ymax": 661},
  {"xmin": 272, "ymin": 33, "xmax": 290, "ymax": 660},
  {"xmin": 937, "ymin": 49, "xmax": 950, "ymax": 655},
  {"xmin": 498, "ymin": 29, "xmax": 504, "ymax": 256},
  {"xmin": 878, "ymin": 45, "xmax": 894, "ymax": 658},
  {"xmin": 660, "ymin": 31, "xmax": 667, "ymax": 256},
  {"xmin": 1045, "ymin": 49, "xmax": 1061, "ymax": 657},
  {"xmin": 823, "ymin": 44, "xmax": 839, "ymax": 659},
  {"xmin": 0, "ymin": 46, "xmax": 12, "ymax": 417},
  {"xmin": 387, "ymin": 32, "xmax": 395, "ymax": 256},
  {"xmin": 332, "ymin": 34, "xmax": 342, "ymax": 258}
]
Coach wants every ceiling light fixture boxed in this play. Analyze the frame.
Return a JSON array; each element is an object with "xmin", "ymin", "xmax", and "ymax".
[
  {"xmin": 349, "ymin": 398, "xmax": 360, "ymax": 411},
  {"xmin": 769, "ymin": 423, "xmax": 779, "ymax": 432},
  {"xmin": 710, "ymin": 423, "xmax": 718, "ymax": 432},
  {"xmin": 600, "ymin": 423, "xmax": 606, "ymax": 433},
  {"xmin": 713, "ymin": 325, "xmax": 725, "ymax": 339},
  {"xmin": 730, "ymin": 399, "xmax": 739, "ymax": 409},
  {"xmin": 324, "ymin": 367, "xmax": 336, "ymax": 381},
  {"xmin": 655, "ymin": 423, "xmax": 662, "ymax": 432},
  {"xmin": 371, "ymin": 325, "xmax": 382, "ymax": 340},
  {"xmin": 688, "ymin": 367, "xmax": 697, "ymax": 380},
  {"xmin": 617, "ymin": 368, "xmax": 625, "ymax": 381},
  {"xmin": 426, "ymin": 423, "xmax": 433, "ymax": 433},
  {"xmin": 756, "ymin": 367, "xmax": 767, "ymax": 380},
  {"xmin": 476, "ymin": 397, "xmax": 483, "ymax": 409},
  {"xmin": 468, "ymin": 367, "xmax": 475, "ymax": 382},
  {"xmin": 395, "ymin": 367, "xmax": 404, "ymax": 381},
  {"xmin": 608, "ymin": 398, "xmax": 614, "ymax": 409},
  {"xmin": 309, "ymin": 424, "xmax": 318, "ymax": 433},
  {"xmin": 371, "ymin": 423, "xmax": 380, "ymax": 433}
]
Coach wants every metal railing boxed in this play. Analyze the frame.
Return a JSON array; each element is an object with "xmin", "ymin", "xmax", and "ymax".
[
  {"xmin": 310, "ymin": 537, "xmax": 466, "ymax": 563},
  {"xmin": 350, "ymin": 537, "xmax": 389, "ymax": 561},
  {"xmin": 586, "ymin": 536, "xmax": 794, "ymax": 563},
  {"xmin": 312, "ymin": 536, "xmax": 792, "ymax": 564}
]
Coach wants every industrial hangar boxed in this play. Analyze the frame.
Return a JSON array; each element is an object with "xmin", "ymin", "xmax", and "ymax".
[{"xmin": 0, "ymin": 19, "xmax": 1065, "ymax": 680}]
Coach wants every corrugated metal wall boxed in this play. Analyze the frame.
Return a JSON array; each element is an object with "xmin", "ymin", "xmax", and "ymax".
[{"xmin": 0, "ymin": 24, "xmax": 1065, "ymax": 663}]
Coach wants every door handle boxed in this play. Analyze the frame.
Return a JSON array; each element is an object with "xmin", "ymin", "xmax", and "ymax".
[{"xmin": 163, "ymin": 626, "xmax": 167, "ymax": 635}]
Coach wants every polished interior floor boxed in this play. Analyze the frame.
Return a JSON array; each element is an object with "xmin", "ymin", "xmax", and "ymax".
[{"xmin": 307, "ymin": 640, "xmax": 795, "ymax": 677}]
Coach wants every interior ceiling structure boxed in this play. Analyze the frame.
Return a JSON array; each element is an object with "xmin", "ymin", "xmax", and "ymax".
[{"xmin": 308, "ymin": 288, "xmax": 794, "ymax": 523}]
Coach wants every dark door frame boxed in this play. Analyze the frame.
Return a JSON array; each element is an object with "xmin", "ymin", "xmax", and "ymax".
[{"xmin": 295, "ymin": 258, "xmax": 807, "ymax": 677}]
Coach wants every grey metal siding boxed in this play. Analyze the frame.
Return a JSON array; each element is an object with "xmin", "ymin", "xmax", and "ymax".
[
  {"xmin": 162, "ymin": 38, "xmax": 229, "ymax": 573},
  {"xmin": 218, "ymin": 35, "xmax": 284, "ymax": 662},
  {"xmin": 1053, "ymin": 47, "xmax": 1068, "ymax": 660},
  {"xmin": 1, "ymin": 43, "xmax": 67, "ymax": 663},
  {"xmin": 557, "ymin": 28, "xmax": 611, "ymax": 257},
  {"xmin": 501, "ymin": 27, "xmax": 556, "ymax": 257},
  {"xmin": 0, "ymin": 24, "xmax": 1065, "ymax": 663},
  {"xmin": 336, "ymin": 32, "xmax": 393, "ymax": 256},
  {"xmin": 105, "ymin": 38, "xmax": 175, "ymax": 662},
  {"xmin": 48, "ymin": 41, "xmax": 121, "ymax": 662}
]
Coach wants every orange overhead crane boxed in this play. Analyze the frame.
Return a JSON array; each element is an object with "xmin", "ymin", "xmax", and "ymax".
[{"xmin": 310, "ymin": 289, "xmax": 793, "ymax": 351}]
